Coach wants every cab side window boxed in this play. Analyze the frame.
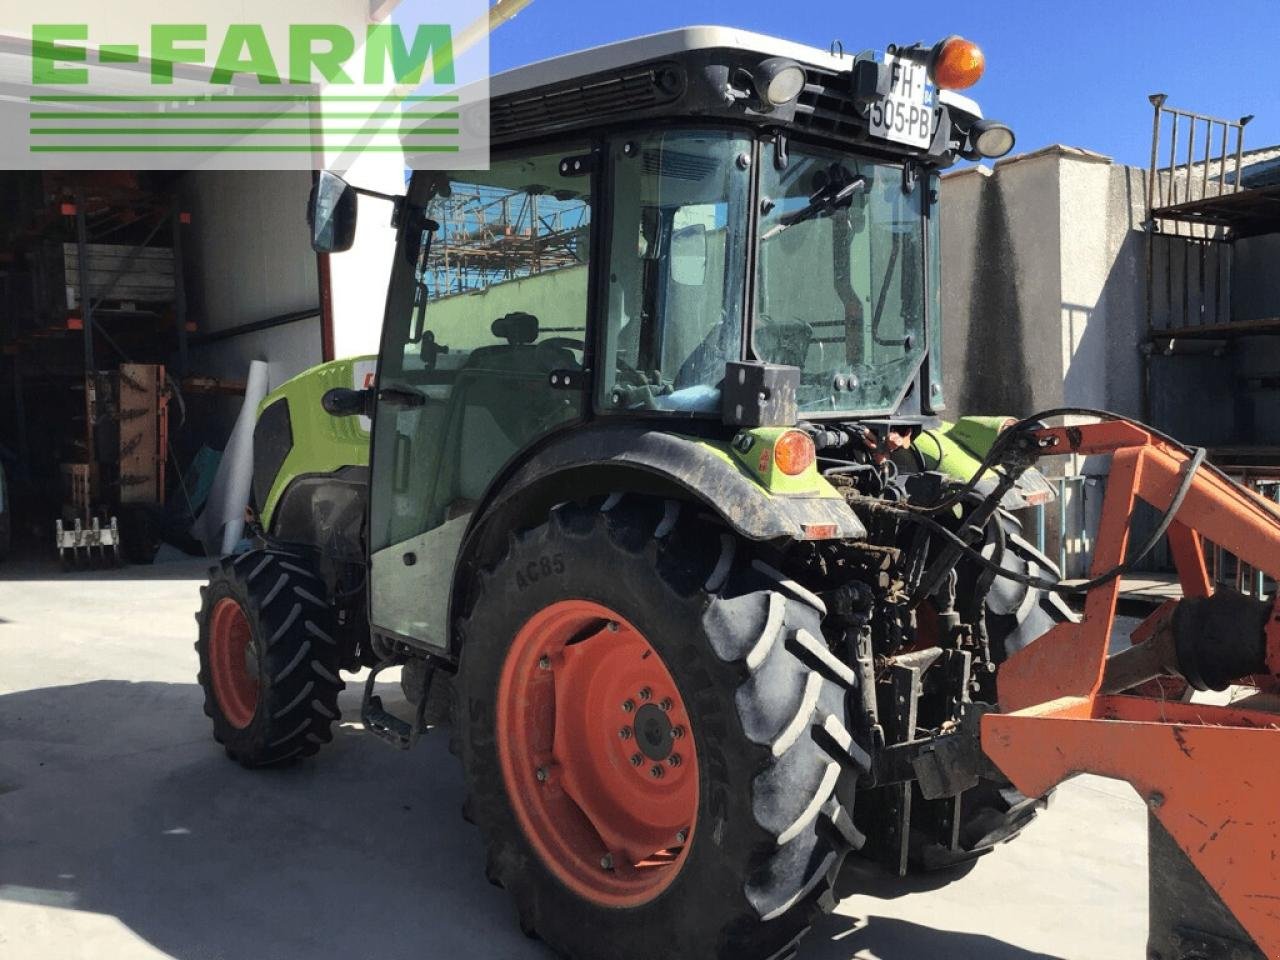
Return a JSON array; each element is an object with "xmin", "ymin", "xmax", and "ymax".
[{"xmin": 370, "ymin": 150, "xmax": 592, "ymax": 554}]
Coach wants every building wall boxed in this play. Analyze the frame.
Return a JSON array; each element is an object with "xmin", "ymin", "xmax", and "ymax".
[
  {"xmin": 177, "ymin": 159, "xmax": 402, "ymax": 443},
  {"xmin": 180, "ymin": 170, "xmax": 321, "ymax": 390},
  {"xmin": 938, "ymin": 146, "xmax": 1152, "ymax": 573},
  {"xmin": 940, "ymin": 154, "xmax": 1065, "ymax": 423},
  {"xmin": 939, "ymin": 146, "xmax": 1149, "ymax": 428}
]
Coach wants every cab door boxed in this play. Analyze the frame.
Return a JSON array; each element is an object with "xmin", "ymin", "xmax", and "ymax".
[{"xmin": 366, "ymin": 147, "xmax": 593, "ymax": 650}]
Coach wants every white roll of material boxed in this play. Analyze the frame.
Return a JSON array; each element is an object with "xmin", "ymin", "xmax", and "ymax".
[{"xmin": 191, "ymin": 359, "xmax": 270, "ymax": 556}]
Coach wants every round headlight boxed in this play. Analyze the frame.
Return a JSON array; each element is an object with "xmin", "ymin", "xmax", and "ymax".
[
  {"xmin": 755, "ymin": 58, "xmax": 806, "ymax": 107},
  {"xmin": 973, "ymin": 119, "xmax": 1015, "ymax": 158}
]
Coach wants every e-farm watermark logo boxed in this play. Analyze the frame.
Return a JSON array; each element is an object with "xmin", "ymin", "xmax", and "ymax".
[{"xmin": 2, "ymin": 1, "xmax": 489, "ymax": 170}]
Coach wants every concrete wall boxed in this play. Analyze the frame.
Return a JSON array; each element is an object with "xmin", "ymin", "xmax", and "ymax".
[
  {"xmin": 428, "ymin": 265, "xmax": 589, "ymax": 349},
  {"xmin": 941, "ymin": 156, "xmax": 1063, "ymax": 419},
  {"xmin": 938, "ymin": 146, "xmax": 1151, "ymax": 574},
  {"xmin": 940, "ymin": 146, "xmax": 1147, "ymax": 426}
]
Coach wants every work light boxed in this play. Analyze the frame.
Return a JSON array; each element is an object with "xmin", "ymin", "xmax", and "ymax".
[
  {"xmin": 972, "ymin": 119, "xmax": 1015, "ymax": 158},
  {"xmin": 753, "ymin": 58, "xmax": 806, "ymax": 107}
]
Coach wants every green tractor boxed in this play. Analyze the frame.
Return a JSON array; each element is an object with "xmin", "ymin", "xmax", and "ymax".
[{"xmin": 196, "ymin": 27, "xmax": 1072, "ymax": 960}]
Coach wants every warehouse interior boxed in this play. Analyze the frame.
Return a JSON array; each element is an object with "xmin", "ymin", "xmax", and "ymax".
[{"xmin": 0, "ymin": 169, "xmax": 329, "ymax": 564}]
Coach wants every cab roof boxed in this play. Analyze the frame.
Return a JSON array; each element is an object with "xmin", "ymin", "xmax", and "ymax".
[{"xmin": 491, "ymin": 26, "xmax": 851, "ymax": 98}]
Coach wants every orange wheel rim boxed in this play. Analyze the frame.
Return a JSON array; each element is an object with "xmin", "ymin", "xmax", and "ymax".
[
  {"xmin": 209, "ymin": 597, "xmax": 259, "ymax": 729},
  {"xmin": 497, "ymin": 599, "xmax": 698, "ymax": 907}
]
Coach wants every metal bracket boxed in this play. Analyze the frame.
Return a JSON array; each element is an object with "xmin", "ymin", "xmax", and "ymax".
[
  {"xmin": 558, "ymin": 153, "xmax": 596, "ymax": 177},
  {"xmin": 902, "ymin": 160, "xmax": 919, "ymax": 196},
  {"xmin": 548, "ymin": 368, "xmax": 584, "ymax": 391}
]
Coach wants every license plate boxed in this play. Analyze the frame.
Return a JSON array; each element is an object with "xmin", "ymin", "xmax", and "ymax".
[{"xmin": 868, "ymin": 54, "xmax": 936, "ymax": 149}]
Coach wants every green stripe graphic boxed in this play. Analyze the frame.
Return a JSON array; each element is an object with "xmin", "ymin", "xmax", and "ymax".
[
  {"xmin": 30, "ymin": 144, "xmax": 460, "ymax": 153},
  {"xmin": 29, "ymin": 111, "xmax": 460, "ymax": 119},
  {"xmin": 30, "ymin": 95, "xmax": 460, "ymax": 103},
  {"xmin": 31, "ymin": 127, "xmax": 459, "ymax": 136}
]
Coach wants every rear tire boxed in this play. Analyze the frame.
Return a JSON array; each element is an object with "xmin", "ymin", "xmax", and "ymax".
[
  {"xmin": 195, "ymin": 549, "xmax": 344, "ymax": 767},
  {"xmin": 454, "ymin": 495, "xmax": 867, "ymax": 960},
  {"xmin": 979, "ymin": 510, "xmax": 1077, "ymax": 664}
]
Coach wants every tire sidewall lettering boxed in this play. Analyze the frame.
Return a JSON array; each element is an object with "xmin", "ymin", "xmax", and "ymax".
[{"xmin": 514, "ymin": 553, "xmax": 565, "ymax": 590}]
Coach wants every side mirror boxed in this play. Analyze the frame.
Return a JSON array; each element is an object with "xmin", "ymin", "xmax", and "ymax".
[
  {"xmin": 321, "ymin": 387, "xmax": 375, "ymax": 418},
  {"xmin": 308, "ymin": 171, "xmax": 358, "ymax": 253},
  {"xmin": 670, "ymin": 223, "xmax": 708, "ymax": 286}
]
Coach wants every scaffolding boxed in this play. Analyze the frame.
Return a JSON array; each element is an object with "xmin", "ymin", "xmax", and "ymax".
[{"xmin": 422, "ymin": 182, "xmax": 590, "ymax": 300}]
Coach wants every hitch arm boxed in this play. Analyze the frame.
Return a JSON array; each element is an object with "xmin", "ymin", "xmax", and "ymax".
[{"xmin": 977, "ymin": 418, "xmax": 1280, "ymax": 960}]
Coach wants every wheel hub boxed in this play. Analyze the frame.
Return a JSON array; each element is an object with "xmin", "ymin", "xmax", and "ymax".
[
  {"xmin": 631, "ymin": 703, "xmax": 674, "ymax": 762},
  {"xmin": 208, "ymin": 597, "xmax": 259, "ymax": 729},
  {"xmin": 496, "ymin": 599, "xmax": 698, "ymax": 907}
]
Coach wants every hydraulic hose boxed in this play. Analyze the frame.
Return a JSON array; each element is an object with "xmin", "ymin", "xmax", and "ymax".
[{"xmin": 854, "ymin": 409, "xmax": 1211, "ymax": 597}]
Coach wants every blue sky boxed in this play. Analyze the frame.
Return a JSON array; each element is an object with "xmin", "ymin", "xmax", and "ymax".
[{"xmin": 484, "ymin": 0, "xmax": 1279, "ymax": 168}]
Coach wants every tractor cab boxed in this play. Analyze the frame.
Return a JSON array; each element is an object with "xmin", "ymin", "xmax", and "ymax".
[{"xmin": 311, "ymin": 27, "xmax": 1014, "ymax": 650}]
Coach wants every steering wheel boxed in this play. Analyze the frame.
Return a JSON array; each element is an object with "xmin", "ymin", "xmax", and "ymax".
[{"xmin": 535, "ymin": 336, "xmax": 586, "ymax": 371}]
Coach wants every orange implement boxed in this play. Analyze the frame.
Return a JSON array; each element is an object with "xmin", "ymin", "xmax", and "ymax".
[{"xmin": 982, "ymin": 421, "xmax": 1280, "ymax": 959}]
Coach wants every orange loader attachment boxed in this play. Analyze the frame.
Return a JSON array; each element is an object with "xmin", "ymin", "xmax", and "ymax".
[{"xmin": 982, "ymin": 419, "xmax": 1280, "ymax": 960}]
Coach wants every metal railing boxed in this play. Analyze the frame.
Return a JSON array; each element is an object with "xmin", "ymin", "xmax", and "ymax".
[
  {"xmin": 1144, "ymin": 96, "xmax": 1253, "ymax": 340},
  {"xmin": 1146, "ymin": 94, "xmax": 1252, "ymax": 222},
  {"xmin": 1208, "ymin": 476, "xmax": 1280, "ymax": 600},
  {"xmin": 1032, "ymin": 475, "xmax": 1091, "ymax": 578}
]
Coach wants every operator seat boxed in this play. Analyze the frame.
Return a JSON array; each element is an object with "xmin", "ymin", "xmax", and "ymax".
[{"xmin": 447, "ymin": 311, "xmax": 577, "ymax": 503}]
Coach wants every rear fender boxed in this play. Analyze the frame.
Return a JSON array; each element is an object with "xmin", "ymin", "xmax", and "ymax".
[
  {"xmin": 918, "ymin": 416, "xmax": 1055, "ymax": 510},
  {"xmin": 447, "ymin": 424, "xmax": 865, "ymax": 655}
]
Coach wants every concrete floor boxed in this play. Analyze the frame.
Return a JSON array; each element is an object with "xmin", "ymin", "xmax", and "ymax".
[{"xmin": 0, "ymin": 559, "xmax": 1149, "ymax": 960}]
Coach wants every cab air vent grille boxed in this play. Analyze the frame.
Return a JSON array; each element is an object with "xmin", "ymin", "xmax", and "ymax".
[
  {"xmin": 793, "ymin": 69, "xmax": 866, "ymax": 139},
  {"xmin": 492, "ymin": 67, "xmax": 682, "ymax": 141}
]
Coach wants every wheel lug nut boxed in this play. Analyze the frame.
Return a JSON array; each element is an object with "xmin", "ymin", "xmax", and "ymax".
[
  {"xmin": 600, "ymin": 853, "xmax": 614, "ymax": 870},
  {"xmin": 619, "ymin": 726, "xmax": 632, "ymax": 740},
  {"xmin": 537, "ymin": 655, "xmax": 551, "ymax": 670},
  {"xmin": 649, "ymin": 764, "xmax": 664, "ymax": 779},
  {"xmin": 660, "ymin": 697, "xmax": 673, "ymax": 712},
  {"xmin": 536, "ymin": 766, "xmax": 549, "ymax": 782},
  {"xmin": 668, "ymin": 753, "xmax": 682, "ymax": 767},
  {"xmin": 622, "ymin": 699, "xmax": 634, "ymax": 713},
  {"xmin": 638, "ymin": 687, "xmax": 652, "ymax": 702},
  {"xmin": 631, "ymin": 753, "xmax": 643, "ymax": 767},
  {"xmin": 671, "ymin": 726, "xmax": 685, "ymax": 740}
]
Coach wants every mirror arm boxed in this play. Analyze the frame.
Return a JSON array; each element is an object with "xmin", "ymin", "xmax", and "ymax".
[
  {"xmin": 350, "ymin": 184, "xmax": 402, "ymax": 204},
  {"xmin": 321, "ymin": 387, "xmax": 377, "ymax": 419}
]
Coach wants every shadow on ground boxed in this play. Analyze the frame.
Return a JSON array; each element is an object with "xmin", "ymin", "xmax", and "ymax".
[
  {"xmin": 0, "ymin": 557, "xmax": 213, "ymax": 582},
  {"xmin": 807, "ymin": 912, "xmax": 1062, "ymax": 960},
  {"xmin": 0, "ymin": 679, "xmax": 1057, "ymax": 960}
]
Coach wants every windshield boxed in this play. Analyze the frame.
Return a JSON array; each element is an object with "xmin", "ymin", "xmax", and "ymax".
[
  {"xmin": 599, "ymin": 129, "xmax": 752, "ymax": 414},
  {"xmin": 755, "ymin": 143, "xmax": 928, "ymax": 414}
]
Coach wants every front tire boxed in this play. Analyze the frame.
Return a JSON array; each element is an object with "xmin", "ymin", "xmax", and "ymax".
[
  {"xmin": 196, "ymin": 549, "xmax": 344, "ymax": 766},
  {"xmin": 455, "ymin": 495, "xmax": 867, "ymax": 960}
]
